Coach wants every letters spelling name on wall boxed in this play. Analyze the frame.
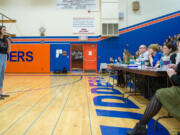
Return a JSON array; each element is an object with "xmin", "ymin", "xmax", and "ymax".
[{"xmin": 7, "ymin": 51, "xmax": 34, "ymax": 62}]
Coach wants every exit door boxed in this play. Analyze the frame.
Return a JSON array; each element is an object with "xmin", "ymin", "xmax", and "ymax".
[{"xmin": 83, "ymin": 44, "xmax": 97, "ymax": 72}]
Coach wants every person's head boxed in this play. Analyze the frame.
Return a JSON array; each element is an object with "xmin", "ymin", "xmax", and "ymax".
[
  {"xmin": 148, "ymin": 44, "xmax": 160, "ymax": 56},
  {"xmin": 123, "ymin": 50, "xmax": 131, "ymax": 62},
  {"xmin": 109, "ymin": 57, "xmax": 113, "ymax": 62},
  {"xmin": 177, "ymin": 34, "xmax": 180, "ymax": 39},
  {"xmin": 118, "ymin": 57, "xmax": 121, "ymax": 61},
  {"xmin": 135, "ymin": 50, "xmax": 139, "ymax": 56},
  {"xmin": 139, "ymin": 45, "xmax": 147, "ymax": 54},
  {"xmin": 162, "ymin": 43, "xmax": 177, "ymax": 56},
  {"xmin": 134, "ymin": 50, "xmax": 139, "ymax": 59},
  {"xmin": 0, "ymin": 26, "xmax": 6, "ymax": 37}
]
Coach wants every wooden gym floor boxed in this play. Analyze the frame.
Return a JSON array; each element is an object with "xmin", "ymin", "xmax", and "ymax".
[{"xmin": 0, "ymin": 74, "xmax": 179, "ymax": 135}]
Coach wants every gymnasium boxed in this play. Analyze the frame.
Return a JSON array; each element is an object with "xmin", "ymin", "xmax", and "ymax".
[{"xmin": 0, "ymin": 0, "xmax": 180, "ymax": 135}]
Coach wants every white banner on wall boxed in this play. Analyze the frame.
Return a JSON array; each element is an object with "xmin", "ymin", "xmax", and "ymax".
[
  {"xmin": 56, "ymin": 0, "xmax": 98, "ymax": 11},
  {"xmin": 73, "ymin": 18, "xmax": 96, "ymax": 34}
]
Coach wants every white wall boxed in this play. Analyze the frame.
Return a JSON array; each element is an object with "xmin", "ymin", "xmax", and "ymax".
[
  {"xmin": 127, "ymin": 0, "xmax": 180, "ymax": 27},
  {"xmin": 0, "ymin": 0, "xmax": 180, "ymax": 36},
  {"xmin": 0, "ymin": 0, "xmax": 100, "ymax": 36},
  {"xmin": 102, "ymin": 0, "xmax": 180, "ymax": 29}
]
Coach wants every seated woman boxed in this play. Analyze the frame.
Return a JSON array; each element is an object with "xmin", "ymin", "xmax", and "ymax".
[
  {"xmin": 122, "ymin": 50, "xmax": 133, "ymax": 64},
  {"xmin": 156, "ymin": 42, "xmax": 177, "ymax": 66},
  {"xmin": 176, "ymin": 39, "xmax": 180, "ymax": 64},
  {"xmin": 171, "ymin": 39, "xmax": 180, "ymax": 64},
  {"xmin": 146, "ymin": 44, "xmax": 174, "ymax": 97},
  {"xmin": 164, "ymin": 43, "xmax": 177, "ymax": 63},
  {"xmin": 127, "ymin": 62, "xmax": 180, "ymax": 135},
  {"xmin": 148, "ymin": 44, "xmax": 163, "ymax": 67},
  {"xmin": 117, "ymin": 57, "xmax": 121, "ymax": 63},
  {"xmin": 109, "ymin": 57, "xmax": 114, "ymax": 63},
  {"xmin": 117, "ymin": 50, "xmax": 133, "ymax": 87}
]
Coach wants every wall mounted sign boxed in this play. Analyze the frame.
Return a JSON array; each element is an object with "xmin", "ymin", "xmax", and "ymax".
[
  {"xmin": 57, "ymin": 0, "xmax": 98, "ymax": 11},
  {"xmin": 73, "ymin": 18, "xmax": 96, "ymax": 34}
]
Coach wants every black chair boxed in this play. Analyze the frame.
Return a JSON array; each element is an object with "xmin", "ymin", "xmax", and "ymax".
[
  {"xmin": 123, "ymin": 73, "xmax": 141, "ymax": 102},
  {"xmin": 154, "ymin": 113, "xmax": 174, "ymax": 131},
  {"xmin": 122, "ymin": 72, "xmax": 134, "ymax": 99}
]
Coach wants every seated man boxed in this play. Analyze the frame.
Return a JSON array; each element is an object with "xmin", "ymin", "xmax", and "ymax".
[
  {"xmin": 127, "ymin": 62, "xmax": 180, "ymax": 135},
  {"xmin": 136, "ymin": 45, "xmax": 148, "ymax": 64}
]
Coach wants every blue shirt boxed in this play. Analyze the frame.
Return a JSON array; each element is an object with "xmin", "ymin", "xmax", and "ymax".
[{"xmin": 152, "ymin": 51, "xmax": 163, "ymax": 67}]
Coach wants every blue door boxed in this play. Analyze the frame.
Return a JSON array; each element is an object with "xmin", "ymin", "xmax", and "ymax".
[{"xmin": 50, "ymin": 44, "xmax": 70, "ymax": 72}]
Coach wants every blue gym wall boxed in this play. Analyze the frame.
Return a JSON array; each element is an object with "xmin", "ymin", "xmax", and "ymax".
[{"xmin": 97, "ymin": 11, "xmax": 180, "ymax": 71}]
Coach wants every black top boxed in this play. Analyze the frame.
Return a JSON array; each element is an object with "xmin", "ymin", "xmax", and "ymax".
[
  {"xmin": 171, "ymin": 62, "xmax": 180, "ymax": 86},
  {"xmin": 0, "ymin": 36, "xmax": 8, "ymax": 54},
  {"xmin": 170, "ymin": 53, "xmax": 177, "ymax": 64}
]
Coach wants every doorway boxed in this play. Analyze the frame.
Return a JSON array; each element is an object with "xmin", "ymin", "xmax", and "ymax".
[
  {"xmin": 71, "ymin": 44, "xmax": 97, "ymax": 73},
  {"xmin": 71, "ymin": 45, "xmax": 83, "ymax": 71}
]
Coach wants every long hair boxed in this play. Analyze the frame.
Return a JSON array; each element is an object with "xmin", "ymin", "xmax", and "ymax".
[
  {"xmin": 0, "ymin": 26, "xmax": 7, "ymax": 43},
  {"xmin": 0, "ymin": 26, "xmax": 5, "ymax": 36},
  {"xmin": 123, "ymin": 49, "xmax": 132, "ymax": 62},
  {"xmin": 163, "ymin": 42, "xmax": 177, "ymax": 53},
  {"xmin": 148, "ymin": 44, "xmax": 160, "ymax": 52}
]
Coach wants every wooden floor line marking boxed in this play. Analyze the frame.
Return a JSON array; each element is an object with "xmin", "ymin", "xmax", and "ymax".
[
  {"xmin": 86, "ymin": 77, "xmax": 93, "ymax": 135},
  {"xmin": 0, "ymin": 80, "xmax": 52, "ymax": 112},
  {"xmin": 0, "ymin": 87, "xmax": 51, "ymax": 135},
  {"xmin": 23, "ymin": 79, "xmax": 70, "ymax": 135},
  {"xmin": 0, "ymin": 81, "xmax": 46, "ymax": 107},
  {"xmin": 0, "ymin": 77, "xmax": 70, "ymax": 135},
  {"xmin": 51, "ymin": 78, "xmax": 74, "ymax": 135},
  {"xmin": 0, "ymin": 91, "xmax": 28, "ymax": 107}
]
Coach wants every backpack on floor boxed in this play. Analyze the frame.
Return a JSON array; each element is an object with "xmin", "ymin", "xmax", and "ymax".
[
  {"xmin": 62, "ymin": 67, "xmax": 67, "ymax": 74},
  {"xmin": 53, "ymin": 70, "xmax": 61, "ymax": 74}
]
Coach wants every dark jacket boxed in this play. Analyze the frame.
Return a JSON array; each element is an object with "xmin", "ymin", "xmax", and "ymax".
[
  {"xmin": 171, "ymin": 62, "xmax": 180, "ymax": 86},
  {"xmin": 170, "ymin": 53, "xmax": 176, "ymax": 64}
]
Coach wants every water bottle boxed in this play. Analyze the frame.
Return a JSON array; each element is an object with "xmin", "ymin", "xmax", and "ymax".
[
  {"xmin": 141, "ymin": 57, "xmax": 145, "ymax": 69},
  {"xmin": 160, "ymin": 58, "xmax": 163, "ymax": 69},
  {"xmin": 130, "ymin": 58, "xmax": 135, "ymax": 65}
]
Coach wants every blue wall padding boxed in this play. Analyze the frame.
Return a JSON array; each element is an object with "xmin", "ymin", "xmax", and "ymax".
[{"xmin": 50, "ymin": 44, "xmax": 70, "ymax": 72}]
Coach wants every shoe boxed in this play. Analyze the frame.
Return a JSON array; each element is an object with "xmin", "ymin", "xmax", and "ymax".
[
  {"xmin": 127, "ymin": 123, "xmax": 147, "ymax": 135},
  {"xmin": 1, "ymin": 94, "xmax": 10, "ymax": 98},
  {"xmin": 0, "ymin": 96, "xmax": 4, "ymax": 100}
]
